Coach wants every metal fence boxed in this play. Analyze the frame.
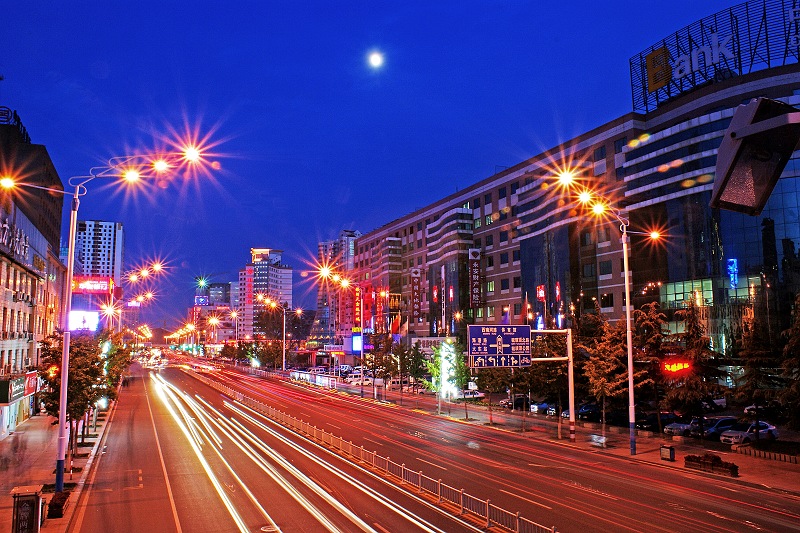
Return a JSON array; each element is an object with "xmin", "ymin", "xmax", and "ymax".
[{"xmin": 193, "ymin": 371, "xmax": 557, "ymax": 533}]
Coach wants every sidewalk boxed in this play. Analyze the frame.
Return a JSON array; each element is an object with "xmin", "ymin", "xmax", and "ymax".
[{"xmin": 0, "ymin": 403, "xmax": 114, "ymax": 532}]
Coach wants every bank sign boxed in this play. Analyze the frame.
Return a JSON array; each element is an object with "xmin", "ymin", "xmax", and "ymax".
[{"xmin": 631, "ymin": 0, "xmax": 800, "ymax": 113}]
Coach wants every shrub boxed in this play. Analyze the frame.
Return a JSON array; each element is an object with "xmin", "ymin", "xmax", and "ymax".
[{"xmin": 47, "ymin": 491, "xmax": 71, "ymax": 518}]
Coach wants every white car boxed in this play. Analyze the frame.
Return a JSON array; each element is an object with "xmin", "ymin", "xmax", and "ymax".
[
  {"xmin": 664, "ymin": 418, "xmax": 700, "ymax": 436},
  {"xmin": 455, "ymin": 390, "xmax": 485, "ymax": 400},
  {"xmin": 719, "ymin": 421, "xmax": 778, "ymax": 444},
  {"xmin": 348, "ymin": 377, "xmax": 373, "ymax": 386}
]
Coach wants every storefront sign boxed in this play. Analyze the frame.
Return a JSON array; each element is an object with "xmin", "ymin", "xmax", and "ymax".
[
  {"xmin": 410, "ymin": 268, "xmax": 421, "ymax": 319},
  {"xmin": 468, "ymin": 249, "xmax": 481, "ymax": 308},
  {"xmin": 0, "ymin": 377, "xmax": 26, "ymax": 404}
]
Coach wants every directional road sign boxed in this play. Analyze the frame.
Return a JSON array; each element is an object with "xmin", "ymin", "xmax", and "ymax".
[{"xmin": 467, "ymin": 324, "xmax": 531, "ymax": 367}]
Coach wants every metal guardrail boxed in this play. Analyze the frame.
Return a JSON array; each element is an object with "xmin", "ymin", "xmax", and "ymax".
[{"xmin": 192, "ymin": 370, "xmax": 557, "ymax": 533}]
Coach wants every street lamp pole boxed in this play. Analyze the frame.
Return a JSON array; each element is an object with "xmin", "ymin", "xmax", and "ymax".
[{"xmin": 621, "ymin": 222, "xmax": 636, "ymax": 456}]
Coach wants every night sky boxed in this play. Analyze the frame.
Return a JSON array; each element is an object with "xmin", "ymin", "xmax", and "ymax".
[{"xmin": 1, "ymin": 1, "xmax": 735, "ymax": 329}]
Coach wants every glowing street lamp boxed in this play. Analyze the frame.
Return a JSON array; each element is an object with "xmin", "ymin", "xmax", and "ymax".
[
  {"xmin": 557, "ymin": 170, "xmax": 663, "ymax": 456},
  {"xmin": 1, "ymin": 144, "xmax": 206, "ymax": 493},
  {"xmin": 318, "ymin": 266, "xmax": 365, "ymax": 396}
]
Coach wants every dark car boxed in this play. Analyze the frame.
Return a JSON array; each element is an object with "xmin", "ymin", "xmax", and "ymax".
[
  {"xmin": 635, "ymin": 412, "xmax": 677, "ymax": 431},
  {"xmin": 577, "ymin": 403, "xmax": 602, "ymax": 422},
  {"xmin": 499, "ymin": 394, "xmax": 530, "ymax": 410},
  {"xmin": 689, "ymin": 416, "xmax": 738, "ymax": 441}
]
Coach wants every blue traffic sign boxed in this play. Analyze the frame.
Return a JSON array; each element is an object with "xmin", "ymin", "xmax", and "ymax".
[{"xmin": 467, "ymin": 325, "xmax": 531, "ymax": 367}]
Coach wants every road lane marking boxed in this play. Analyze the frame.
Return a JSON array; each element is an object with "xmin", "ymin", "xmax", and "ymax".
[
  {"xmin": 416, "ymin": 457, "xmax": 447, "ymax": 471},
  {"xmin": 327, "ymin": 423, "xmax": 342, "ymax": 430},
  {"xmin": 364, "ymin": 437, "xmax": 384, "ymax": 446},
  {"xmin": 500, "ymin": 489, "xmax": 553, "ymax": 510}
]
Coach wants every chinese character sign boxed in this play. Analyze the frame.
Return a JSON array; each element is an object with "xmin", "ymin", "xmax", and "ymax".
[
  {"xmin": 468, "ymin": 248, "xmax": 481, "ymax": 308},
  {"xmin": 410, "ymin": 268, "xmax": 421, "ymax": 319}
]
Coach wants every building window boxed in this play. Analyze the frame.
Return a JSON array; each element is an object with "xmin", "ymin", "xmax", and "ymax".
[
  {"xmin": 417, "ymin": 222, "xmax": 423, "ymax": 231},
  {"xmin": 599, "ymin": 260, "xmax": 613, "ymax": 275},
  {"xmin": 600, "ymin": 293, "xmax": 614, "ymax": 308},
  {"xmin": 473, "ymin": 197, "xmax": 481, "ymax": 208},
  {"xmin": 583, "ymin": 263, "xmax": 596, "ymax": 278},
  {"xmin": 510, "ymin": 181, "xmax": 519, "ymax": 194},
  {"xmin": 485, "ymin": 235, "xmax": 494, "ymax": 246},
  {"xmin": 487, "ymin": 281, "xmax": 495, "ymax": 293},
  {"xmin": 598, "ymin": 227, "xmax": 610, "ymax": 243},
  {"xmin": 500, "ymin": 252, "xmax": 509, "ymax": 265},
  {"xmin": 476, "ymin": 307, "xmax": 483, "ymax": 318},
  {"xmin": 513, "ymin": 276, "xmax": 521, "ymax": 288},
  {"xmin": 614, "ymin": 137, "xmax": 627, "ymax": 154},
  {"xmin": 513, "ymin": 250, "xmax": 520, "ymax": 262},
  {"xmin": 487, "ymin": 305, "xmax": 495, "ymax": 318},
  {"xmin": 499, "ymin": 210, "xmax": 508, "ymax": 221},
  {"xmin": 474, "ymin": 218, "xmax": 482, "ymax": 229},
  {"xmin": 487, "ymin": 256, "xmax": 494, "ymax": 268},
  {"xmin": 485, "ymin": 215, "xmax": 493, "ymax": 226},
  {"xmin": 499, "ymin": 187, "xmax": 507, "ymax": 199},
  {"xmin": 501, "ymin": 278, "xmax": 510, "ymax": 290},
  {"xmin": 513, "ymin": 303, "xmax": 521, "ymax": 315},
  {"xmin": 581, "ymin": 231, "xmax": 593, "ymax": 246},
  {"xmin": 593, "ymin": 145, "xmax": 607, "ymax": 162},
  {"xmin": 474, "ymin": 238, "xmax": 482, "ymax": 248},
  {"xmin": 500, "ymin": 231, "xmax": 508, "ymax": 243},
  {"xmin": 484, "ymin": 193, "xmax": 492, "ymax": 205}
]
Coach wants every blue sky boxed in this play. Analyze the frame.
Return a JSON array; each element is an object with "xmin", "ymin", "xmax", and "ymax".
[{"xmin": 1, "ymin": 1, "xmax": 735, "ymax": 329}]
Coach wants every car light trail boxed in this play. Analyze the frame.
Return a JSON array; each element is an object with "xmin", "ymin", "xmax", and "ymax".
[
  {"xmin": 224, "ymin": 400, "xmax": 485, "ymax": 533},
  {"xmin": 151, "ymin": 374, "xmax": 251, "ymax": 532}
]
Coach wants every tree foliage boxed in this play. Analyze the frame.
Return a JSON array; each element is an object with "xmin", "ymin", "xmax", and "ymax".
[
  {"xmin": 780, "ymin": 293, "xmax": 800, "ymax": 429},
  {"xmin": 662, "ymin": 299, "xmax": 725, "ymax": 417}
]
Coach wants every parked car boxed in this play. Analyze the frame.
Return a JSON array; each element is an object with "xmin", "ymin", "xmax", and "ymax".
[
  {"xmin": 720, "ymin": 421, "xmax": 778, "ymax": 444},
  {"xmin": 635, "ymin": 412, "xmax": 678, "ymax": 431},
  {"xmin": 577, "ymin": 403, "xmax": 602, "ymax": 422},
  {"xmin": 500, "ymin": 395, "xmax": 530, "ymax": 410},
  {"xmin": 743, "ymin": 401, "xmax": 784, "ymax": 421},
  {"xmin": 455, "ymin": 390, "xmax": 486, "ymax": 400},
  {"xmin": 530, "ymin": 401, "xmax": 551, "ymax": 414},
  {"xmin": 689, "ymin": 416, "xmax": 737, "ymax": 440},
  {"xmin": 348, "ymin": 377, "xmax": 373, "ymax": 387},
  {"xmin": 663, "ymin": 417, "xmax": 699, "ymax": 436}
]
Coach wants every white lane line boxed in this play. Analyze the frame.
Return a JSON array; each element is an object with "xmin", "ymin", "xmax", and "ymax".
[
  {"xmin": 500, "ymin": 489, "xmax": 553, "ymax": 510},
  {"xmin": 416, "ymin": 457, "xmax": 447, "ymax": 471},
  {"xmin": 364, "ymin": 437, "xmax": 384, "ymax": 446},
  {"xmin": 328, "ymin": 423, "xmax": 342, "ymax": 430}
]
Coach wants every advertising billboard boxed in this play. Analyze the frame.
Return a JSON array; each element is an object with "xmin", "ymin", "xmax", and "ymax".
[
  {"xmin": 68, "ymin": 310, "xmax": 100, "ymax": 331},
  {"xmin": 72, "ymin": 276, "xmax": 113, "ymax": 295}
]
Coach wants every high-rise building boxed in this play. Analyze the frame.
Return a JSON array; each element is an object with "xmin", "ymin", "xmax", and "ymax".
[
  {"xmin": 238, "ymin": 248, "xmax": 293, "ymax": 340},
  {"xmin": 308, "ymin": 230, "xmax": 361, "ymax": 348},
  {"xmin": 74, "ymin": 220, "xmax": 124, "ymax": 285}
]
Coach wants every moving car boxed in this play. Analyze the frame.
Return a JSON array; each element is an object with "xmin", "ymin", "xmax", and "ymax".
[
  {"xmin": 500, "ymin": 395, "xmax": 530, "ymax": 410},
  {"xmin": 719, "ymin": 421, "xmax": 778, "ymax": 444}
]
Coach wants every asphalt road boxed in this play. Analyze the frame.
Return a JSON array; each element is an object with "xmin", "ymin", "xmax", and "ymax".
[
  {"xmin": 206, "ymin": 366, "xmax": 800, "ymax": 533},
  {"xmin": 69, "ymin": 364, "xmax": 485, "ymax": 533}
]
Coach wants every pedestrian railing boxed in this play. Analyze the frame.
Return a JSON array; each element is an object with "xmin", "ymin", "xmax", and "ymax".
[{"xmin": 191, "ymin": 371, "xmax": 557, "ymax": 533}]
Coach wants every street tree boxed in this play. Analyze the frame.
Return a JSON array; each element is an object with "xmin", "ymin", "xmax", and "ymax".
[
  {"xmin": 662, "ymin": 299, "xmax": 725, "ymax": 419},
  {"xmin": 633, "ymin": 301, "xmax": 669, "ymax": 409},
  {"xmin": 582, "ymin": 318, "xmax": 628, "ymax": 431},
  {"xmin": 780, "ymin": 293, "xmax": 800, "ymax": 429},
  {"xmin": 736, "ymin": 306, "xmax": 784, "ymax": 432}
]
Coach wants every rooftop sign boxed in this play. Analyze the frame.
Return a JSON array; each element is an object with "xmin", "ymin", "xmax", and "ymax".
[{"xmin": 630, "ymin": 0, "xmax": 800, "ymax": 113}]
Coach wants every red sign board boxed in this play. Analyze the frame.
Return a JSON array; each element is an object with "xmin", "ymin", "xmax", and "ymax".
[
  {"xmin": 536, "ymin": 284, "xmax": 546, "ymax": 302},
  {"xmin": 353, "ymin": 286, "xmax": 362, "ymax": 332},
  {"xmin": 24, "ymin": 371, "xmax": 38, "ymax": 396}
]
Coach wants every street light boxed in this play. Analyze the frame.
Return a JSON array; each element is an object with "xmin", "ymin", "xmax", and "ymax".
[
  {"xmin": 259, "ymin": 296, "xmax": 302, "ymax": 371},
  {"xmin": 557, "ymin": 171, "xmax": 663, "ymax": 456},
  {"xmin": 1, "ymin": 145, "xmax": 203, "ymax": 493},
  {"xmin": 318, "ymin": 266, "xmax": 366, "ymax": 397}
]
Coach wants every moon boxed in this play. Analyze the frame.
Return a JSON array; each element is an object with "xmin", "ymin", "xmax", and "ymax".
[{"xmin": 368, "ymin": 51, "xmax": 384, "ymax": 68}]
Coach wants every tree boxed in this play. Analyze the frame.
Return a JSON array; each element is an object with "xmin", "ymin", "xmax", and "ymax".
[
  {"xmin": 582, "ymin": 318, "xmax": 628, "ymax": 432},
  {"xmin": 780, "ymin": 293, "xmax": 800, "ymax": 429},
  {"xmin": 662, "ymin": 299, "xmax": 725, "ymax": 420},
  {"xmin": 736, "ymin": 306, "xmax": 783, "ymax": 434},
  {"xmin": 475, "ymin": 368, "xmax": 511, "ymax": 425},
  {"xmin": 425, "ymin": 339, "xmax": 467, "ymax": 415},
  {"xmin": 38, "ymin": 332, "xmax": 106, "ymax": 459},
  {"xmin": 633, "ymin": 302, "xmax": 669, "ymax": 412}
]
